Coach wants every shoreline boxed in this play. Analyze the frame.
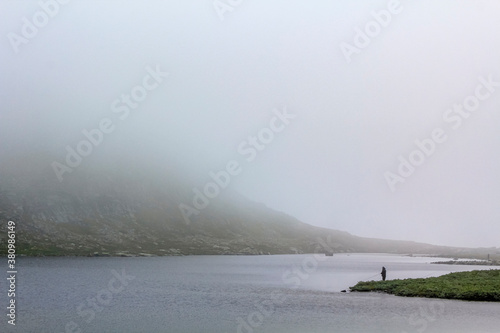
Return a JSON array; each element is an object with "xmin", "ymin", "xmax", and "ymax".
[
  {"xmin": 431, "ymin": 260, "xmax": 499, "ymax": 266},
  {"xmin": 350, "ymin": 270, "xmax": 500, "ymax": 302}
]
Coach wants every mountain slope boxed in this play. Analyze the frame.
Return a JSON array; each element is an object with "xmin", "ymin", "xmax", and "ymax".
[{"xmin": 0, "ymin": 158, "xmax": 497, "ymax": 257}]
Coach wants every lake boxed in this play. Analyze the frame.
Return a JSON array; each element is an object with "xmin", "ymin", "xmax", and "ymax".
[{"xmin": 2, "ymin": 254, "xmax": 500, "ymax": 332}]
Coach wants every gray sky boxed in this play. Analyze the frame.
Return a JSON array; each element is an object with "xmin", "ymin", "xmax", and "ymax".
[{"xmin": 1, "ymin": 0, "xmax": 500, "ymax": 247}]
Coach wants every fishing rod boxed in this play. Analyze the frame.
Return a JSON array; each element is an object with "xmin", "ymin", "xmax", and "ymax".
[
  {"xmin": 365, "ymin": 273, "xmax": 380, "ymax": 280},
  {"xmin": 342, "ymin": 273, "xmax": 380, "ymax": 292}
]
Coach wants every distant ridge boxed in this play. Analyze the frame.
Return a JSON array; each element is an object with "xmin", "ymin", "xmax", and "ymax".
[{"xmin": 0, "ymin": 156, "xmax": 498, "ymax": 257}]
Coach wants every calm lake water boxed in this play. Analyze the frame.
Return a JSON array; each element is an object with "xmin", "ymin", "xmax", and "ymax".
[{"xmin": 2, "ymin": 254, "xmax": 500, "ymax": 333}]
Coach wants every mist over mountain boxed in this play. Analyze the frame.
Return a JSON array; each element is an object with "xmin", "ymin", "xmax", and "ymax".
[
  {"xmin": 0, "ymin": 153, "xmax": 497, "ymax": 258},
  {"xmin": 2, "ymin": 1, "xmax": 500, "ymax": 248}
]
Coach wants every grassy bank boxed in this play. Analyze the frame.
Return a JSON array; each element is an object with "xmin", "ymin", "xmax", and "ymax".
[{"xmin": 350, "ymin": 270, "xmax": 500, "ymax": 301}]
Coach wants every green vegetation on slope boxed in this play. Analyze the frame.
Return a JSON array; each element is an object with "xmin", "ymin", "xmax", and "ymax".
[{"xmin": 350, "ymin": 270, "xmax": 500, "ymax": 302}]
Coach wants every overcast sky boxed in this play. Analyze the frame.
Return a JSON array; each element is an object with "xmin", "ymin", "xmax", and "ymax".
[{"xmin": 1, "ymin": 0, "xmax": 500, "ymax": 248}]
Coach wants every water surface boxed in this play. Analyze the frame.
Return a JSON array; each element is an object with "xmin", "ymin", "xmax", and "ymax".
[{"xmin": 2, "ymin": 254, "xmax": 499, "ymax": 333}]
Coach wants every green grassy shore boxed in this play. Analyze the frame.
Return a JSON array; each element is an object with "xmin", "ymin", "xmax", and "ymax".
[{"xmin": 350, "ymin": 270, "xmax": 500, "ymax": 302}]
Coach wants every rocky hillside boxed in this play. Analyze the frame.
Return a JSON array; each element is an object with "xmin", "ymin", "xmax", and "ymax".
[{"xmin": 0, "ymin": 157, "xmax": 497, "ymax": 257}]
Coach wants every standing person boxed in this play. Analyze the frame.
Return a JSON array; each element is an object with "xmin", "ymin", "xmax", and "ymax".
[{"xmin": 381, "ymin": 267, "xmax": 387, "ymax": 281}]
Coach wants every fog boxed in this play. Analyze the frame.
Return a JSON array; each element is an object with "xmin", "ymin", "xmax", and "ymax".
[{"xmin": 1, "ymin": 0, "xmax": 500, "ymax": 248}]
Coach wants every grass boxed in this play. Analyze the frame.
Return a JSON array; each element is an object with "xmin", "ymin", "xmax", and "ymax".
[{"xmin": 350, "ymin": 270, "xmax": 500, "ymax": 302}]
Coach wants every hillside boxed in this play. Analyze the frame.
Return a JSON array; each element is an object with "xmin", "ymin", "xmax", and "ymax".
[{"xmin": 0, "ymin": 158, "xmax": 498, "ymax": 257}]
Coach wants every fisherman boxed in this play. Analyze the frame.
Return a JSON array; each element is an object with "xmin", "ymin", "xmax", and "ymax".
[{"xmin": 381, "ymin": 266, "xmax": 387, "ymax": 281}]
